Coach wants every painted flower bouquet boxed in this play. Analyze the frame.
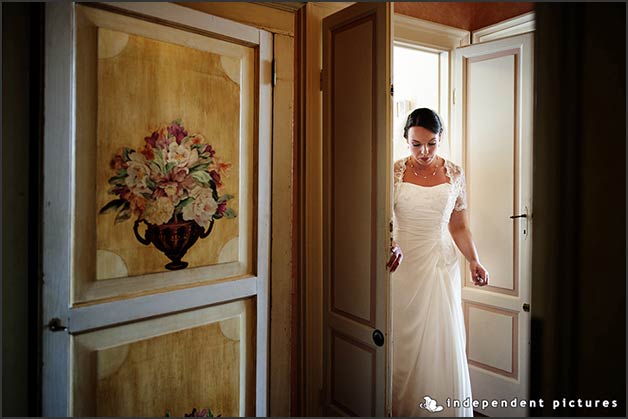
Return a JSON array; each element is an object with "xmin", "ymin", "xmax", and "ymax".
[
  {"xmin": 100, "ymin": 119, "xmax": 237, "ymax": 270},
  {"xmin": 165, "ymin": 407, "xmax": 221, "ymax": 417}
]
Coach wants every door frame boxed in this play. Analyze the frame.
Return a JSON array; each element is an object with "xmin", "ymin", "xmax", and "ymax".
[
  {"xmin": 41, "ymin": 2, "xmax": 272, "ymax": 415},
  {"xmin": 471, "ymin": 11, "xmax": 535, "ymax": 44},
  {"xmin": 297, "ymin": 3, "xmax": 355, "ymax": 415}
]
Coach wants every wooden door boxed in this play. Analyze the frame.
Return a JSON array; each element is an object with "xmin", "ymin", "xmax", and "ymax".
[
  {"xmin": 321, "ymin": 3, "xmax": 393, "ymax": 416},
  {"xmin": 42, "ymin": 3, "xmax": 271, "ymax": 416},
  {"xmin": 453, "ymin": 33, "xmax": 534, "ymax": 416}
]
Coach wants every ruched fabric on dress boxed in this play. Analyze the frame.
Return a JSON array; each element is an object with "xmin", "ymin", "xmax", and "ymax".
[{"xmin": 391, "ymin": 157, "xmax": 473, "ymax": 417}]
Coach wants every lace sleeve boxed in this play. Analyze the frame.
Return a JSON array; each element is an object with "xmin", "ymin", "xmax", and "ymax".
[
  {"xmin": 454, "ymin": 165, "xmax": 467, "ymax": 212},
  {"xmin": 393, "ymin": 158, "xmax": 406, "ymax": 206}
]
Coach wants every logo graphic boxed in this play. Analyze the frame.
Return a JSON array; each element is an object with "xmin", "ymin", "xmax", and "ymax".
[{"xmin": 419, "ymin": 396, "xmax": 444, "ymax": 413}]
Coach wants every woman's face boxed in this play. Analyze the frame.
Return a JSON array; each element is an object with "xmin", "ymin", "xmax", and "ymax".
[{"xmin": 406, "ymin": 126, "xmax": 441, "ymax": 167}]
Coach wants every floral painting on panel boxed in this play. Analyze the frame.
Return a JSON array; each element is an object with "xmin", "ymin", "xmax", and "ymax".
[{"xmin": 95, "ymin": 28, "xmax": 241, "ymax": 279}]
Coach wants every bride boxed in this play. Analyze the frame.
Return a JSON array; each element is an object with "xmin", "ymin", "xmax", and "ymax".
[{"xmin": 387, "ymin": 108, "xmax": 489, "ymax": 417}]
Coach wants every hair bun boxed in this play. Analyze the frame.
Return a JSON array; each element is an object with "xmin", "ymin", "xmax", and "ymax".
[{"xmin": 403, "ymin": 108, "xmax": 444, "ymax": 138}]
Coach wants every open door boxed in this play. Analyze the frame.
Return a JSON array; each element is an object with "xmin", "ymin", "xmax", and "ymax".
[
  {"xmin": 321, "ymin": 3, "xmax": 393, "ymax": 416},
  {"xmin": 453, "ymin": 33, "xmax": 534, "ymax": 416},
  {"xmin": 42, "ymin": 3, "xmax": 271, "ymax": 416}
]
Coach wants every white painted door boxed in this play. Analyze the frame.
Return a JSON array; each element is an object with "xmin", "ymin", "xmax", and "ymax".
[
  {"xmin": 453, "ymin": 33, "xmax": 534, "ymax": 416},
  {"xmin": 42, "ymin": 2, "xmax": 271, "ymax": 416},
  {"xmin": 321, "ymin": 2, "xmax": 393, "ymax": 417}
]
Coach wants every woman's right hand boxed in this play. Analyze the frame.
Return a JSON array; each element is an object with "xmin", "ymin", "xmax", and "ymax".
[{"xmin": 386, "ymin": 242, "xmax": 403, "ymax": 272}]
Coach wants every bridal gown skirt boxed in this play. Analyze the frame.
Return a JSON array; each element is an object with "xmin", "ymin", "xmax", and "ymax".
[{"xmin": 392, "ymin": 182, "xmax": 473, "ymax": 417}]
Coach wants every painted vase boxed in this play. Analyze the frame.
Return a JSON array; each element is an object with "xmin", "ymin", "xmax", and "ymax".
[{"xmin": 133, "ymin": 215, "xmax": 214, "ymax": 270}]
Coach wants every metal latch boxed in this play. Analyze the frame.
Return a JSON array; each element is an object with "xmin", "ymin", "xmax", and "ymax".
[{"xmin": 48, "ymin": 317, "xmax": 68, "ymax": 332}]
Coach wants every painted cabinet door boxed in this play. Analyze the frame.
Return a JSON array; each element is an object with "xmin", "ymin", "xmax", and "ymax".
[
  {"xmin": 42, "ymin": 3, "xmax": 271, "ymax": 416},
  {"xmin": 453, "ymin": 33, "xmax": 534, "ymax": 417},
  {"xmin": 321, "ymin": 3, "xmax": 393, "ymax": 416}
]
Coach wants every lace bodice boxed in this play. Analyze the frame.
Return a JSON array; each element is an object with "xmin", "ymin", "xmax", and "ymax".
[
  {"xmin": 393, "ymin": 155, "xmax": 467, "ymax": 212},
  {"xmin": 392, "ymin": 155, "xmax": 467, "ymax": 269}
]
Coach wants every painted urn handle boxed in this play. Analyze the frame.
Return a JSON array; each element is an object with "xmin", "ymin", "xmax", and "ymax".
[
  {"xmin": 200, "ymin": 219, "xmax": 215, "ymax": 239},
  {"xmin": 133, "ymin": 219, "xmax": 151, "ymax": 245}
]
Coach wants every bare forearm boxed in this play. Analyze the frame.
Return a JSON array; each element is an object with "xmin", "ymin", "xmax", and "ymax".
[{"xmin": 450, "ymin": 227, "xmax": 480, "ymax": 264}]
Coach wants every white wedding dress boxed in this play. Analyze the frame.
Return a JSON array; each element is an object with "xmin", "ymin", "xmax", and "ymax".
[{"xmin": 392, "ymin": 156, "xmax": 473, "ymax": 417}]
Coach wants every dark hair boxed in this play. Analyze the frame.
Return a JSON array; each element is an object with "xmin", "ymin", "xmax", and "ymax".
[{"xmin": 403, "ymin": 108, "xmax": 443, "ymax": 139}]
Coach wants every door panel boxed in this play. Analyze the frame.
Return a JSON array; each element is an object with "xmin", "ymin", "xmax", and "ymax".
[
  {"xmin": 72, "ymin": 299, "xmax": 254, "ymax": 417},
  {"xmin": 467, "ymin": 52, "xmax": 518, "ymax": 295},
  {"xmin": 331, "ymin": 331, "xmax": 376, "ymax": 416},
  {"xmin": 454, "ymin": 33, "xmax": 533, "ymax": 417},
  {"xmin": 42, "ymin": 3, "xmax": 271, "ymax": 416},
  {"xmin": 74, "ymin": 4, "xmax": 256, "ymax": 303},
  {"xmin": 322, "ymin": 2, "xmax": 392, "ymax": 416},
  {"xmin": 465, "ymin": 302, "xmax": 518, "ymax": 378},
  {"xmin": 330, "ymin": 15, "xmax": 376, "ymax": 326}
]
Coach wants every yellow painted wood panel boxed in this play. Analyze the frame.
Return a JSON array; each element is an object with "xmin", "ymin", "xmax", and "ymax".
[
  {"xmin": 94, "ymin": 28, "xmax": 241, "ymax": 278},
  {"xmin": 73, "ymin": 298, "xmax": 256, "ymax": 416},
  {"xmin": 269, "ymin": 33, "xmax": 294, "ymax": 417},
  {"xmin": 95, "ymin": 320, "xmax": 240, "ymax": 417}
]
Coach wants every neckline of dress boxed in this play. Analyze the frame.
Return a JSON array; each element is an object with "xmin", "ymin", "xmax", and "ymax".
[
  {"xmin": 401, "ymin": 155, "xmax": 453, "ymax": 188},
  {"xmin": 401, "ymin": 181, "xmax": 450, "ymax": 189}
]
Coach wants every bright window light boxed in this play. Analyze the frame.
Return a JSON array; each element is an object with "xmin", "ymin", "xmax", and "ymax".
[{"xmin": 393, "ymin": 44, "xmax": 448, "ymax": 162}]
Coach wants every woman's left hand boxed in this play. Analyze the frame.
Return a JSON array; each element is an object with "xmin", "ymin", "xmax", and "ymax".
[{"xmin": 470, "ymin": 261, "xmax": 489, "ymax": 286}]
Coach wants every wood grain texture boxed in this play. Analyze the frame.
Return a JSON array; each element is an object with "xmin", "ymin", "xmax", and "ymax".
[
  {"xmin": 72, "ymin": 6, "xmax": 257, "ymax": 303},
  {"xmin": 95, "ymin": 28, "xmax": 240, "ymax": 277},
  {"xmin": 269, "ymin": 33, "xmax": 295, "ymax": 417},
  {"xmin": 177, "ymin": 5, "xmax": 299, "ymax": 415},
  {"xmin": 73, "ymin": 298, "xmax": 256, "ymax": 417},
  {"xmin": 95, "ymin": 321, "xmax": 240, "ymax": 417},
  {"xmin": 74, "ymin": 6, "xmax": 254, "ymax": 301}
]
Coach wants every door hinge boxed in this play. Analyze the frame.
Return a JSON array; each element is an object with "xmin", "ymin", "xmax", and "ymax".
[
  {"xmin": 272, "ymin": 59, "xmax": 277, "ymax": 87},
  {"xmin": 319, "ymin": 69, "xmax": 323, "ymax": 91},
  {"xmin": 390, "ymin": 84, "xmax": 394, "ymax": 96},
  {"xmin": 452, "ymin": 88, "xmax": 456, "ymax": 105}
]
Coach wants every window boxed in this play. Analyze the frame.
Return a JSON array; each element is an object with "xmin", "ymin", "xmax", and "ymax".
[{"xmin": 393, "ymin": 43, "xmax": 449, "ymax": 161}]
